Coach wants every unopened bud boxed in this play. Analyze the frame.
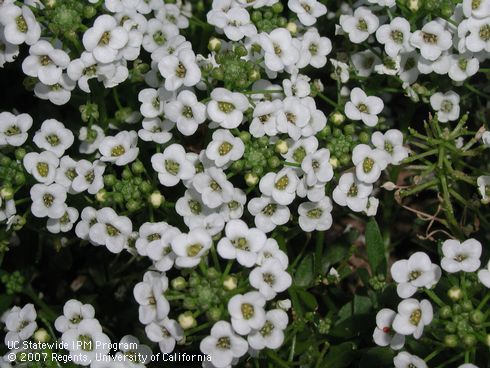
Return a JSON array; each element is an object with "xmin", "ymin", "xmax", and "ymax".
[
  {"xmin": 286, "ymin": 22, "xmax": 297, "ymax": 35},
  {"xmin": 245, "ymin": 172, "xmax": 259, "ymax": 186},
  {"xmin": 330, "ymin": 111, "xmax": 345, "ymax": 125},
  {"xmin": 381, "ymin": 182, "xmax": 397, "ymax": 191},
  {"xmin": 275, "ymin": 140, "xmax": 289, "ymax": 154},
  {"xmin": 448, "ymin": 286, "xmax": 463, "ymax": 301},
  {"xmin": 208, "ymin": 37, "xmax": 221, "ymax": 52},
  {"xmin": 223, "ymin": 276, "xmax": 237, "ymax": 291},
  {"xmin": 150, "ymin": 191, "xmax": 164, "ymax": 208},
  {"xmin": 178, "ymin": 312, "xmax": 196, "ymax": 330},
  {"xmin": 34, "ymin": 329, "xmax": 50, "ymax": 343}
]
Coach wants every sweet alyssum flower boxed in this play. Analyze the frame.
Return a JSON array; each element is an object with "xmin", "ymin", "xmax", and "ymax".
[
  {"xmin": 448, "ymin": 53, "xmax": 479, "ymax": 82},
  {"xmin": 373, "ymin": 308, "xmax": 405, "ymax": 350},
  {"xmin": 34, "ymin": 73, "xmax": 76, "ymax": 106},
  {"xmin": 301, "ymin": 148, "xmax": 334, "ymax": 186},
  {"xmin": 46, "ymin": 206, "xmax": 79, "ymax": 234},
  {"xmin": 23, "ymin": 151, "xmax": 59, "ymax": 184},
  {"xmin": 206, "ymin": 129, "xmax": 245, "ymax": 168},
  {"xmin": 207, "ymin": 6, "xmax": 257, "ymax": 41},
  {"xmin": 410, "ymin": 20, "xmax": 452, "ymax": 61},
  {"xmin": 256, "ymin": 238, "xmax": 289, "ymax": 269},
  {"xmin": 33, "ymin": 119, "xmax": 74, "ymax": 157},
  {"xmin": 478, "ymin": 261, "xmax": 490, "ymax": 288},
  {"xmin": 249, "ymin": 100, "xmax": 282, "ymax": 137},
  {"xmin": 71, "ymin": 160, "xmax": 106, "ymax": 195},
  {"xmin": 133, "ymin": 271, "xmax": 170, "ymax": 325},
  {"xmin": 393, "ymin": 352, "xmax": 427, "ymax": 368},
  {"xmin": 345, "ymin": 87, "xmax": 384, "ymax": 127},
  {"xmin": 276, "ymin": 97, "xmax": 311, "ymax": 140},
  {"xmin": 89, "ymin": 207, "xmax": 133, "ymax": 253},
  {"xmin": 332, "ymin": 172, "xmax": 373, "ymax": 212},
  {"xmin": 249, "ymin": 258, "xmax": 292, "ymax": 300},
  {"xmin": 207, "ymin": 88, "xmax": 249, "ymax": 129},
  {"xmin": 375, "ymin": 17, "xmax": 413, "ymax": 57},
  {"xmin": 82, "ymin": 14, "xmax": 129, "ymax": 64},
  {"xmin": 4, "ymin": 304, "xmax": 37, "ymax": 345},
  {"xmin": 247, "ymin": 309, "xmax": 288, "ymax": 350},
  {"xmin": 158, "ymin": 48, "xmax": 201, "ymax": 91},
  {"xmin": 0, "ymin": 4, "xmax": 41, "ymax": 46},
  {"xmin": 339, "ymin": 7, "xmax": 379, "ymax": 44},
  {"xmin": 430, "ymin": 91, "xmax": 460, "ymax": 122},
  {"xmin": 192, "ymin": 167, "xmax": 234, "ymax": 208},
  {"xmin": 75, "ymin": 206, "xmax": 98, "ymax": 242},
  {"xmin": 30, "ymin": 183, "xmax": 67, "ymax": 219},
  {"xmin": 145, "ymin": 318, "xmax": 184, "ymax": 354},
  {"xmin": 441, "ymin": 238, "xmax": 482, "ymax": 273},
  {"xmin": 54, "ymin": 299, "xmax": 95, "ymax": 333},
  {"xmin": 200, "ymin": 321, "xmax": 248, "ymax": 368},
  {"xmin": 151, "ymin": 143, "xmax": 196, "ymax": 186},
  {"xmin": 138, "ymin": 117, "xmax": 173, "ymax": 144},
  {"xmin": 352, "ymin": 144, "xmax": 389, "ymax": 184},
  {"xmin": 22, "ymin": 40, "xmax": 70, "ymax": 86},
  {"xmin": 217, "ymin": 219, "xmax": 267, "ymax": 267},
  {"xmin": 164, "ymin": 90, "xmax": 206, "ymax": 136},
  {"xmin": 171, "ymin": 228, "xmax": 212, "ymax": 268},
  {"xmin": 477, "ymin": 175, "xmax": 490, "ymax": 203},
  {"xmin": 0, "ymin": 111, "xmax": 32, "ymax": 147},
  {"xmin": 288, "ymin": 0, "xmax": 327, "ymax": 26},
  {"xmin": 138, "ymin": 87, "xmax": 166, "ymax": 118},
  {"xmin": 247, "ymin": 196, "xmax": 290, "ymax": 233},
  {"xmin": 390, "ymin": 252, "xmax": 441, "ymax": 298},
  {"xmin": 259, "ymin": 168, "xmax": 299, "ymax": 206},
  {"xmin": 228, "ymin": 292, "xmax": 266, "ymax": 335},
  {"xmin": 99, "ymin": 130, "xmax": 139, "ymax": 166},
  {"xmin": 371, "ymin": 129, "xmax": 408, "ymax": 165},
  {"xmin": 392, "ymin": 298, "xmax": 433, "ymax": 339},
  {"xmin": 298, "ymin": 197, "xmax": 333, "ymax": 232},
  {"xmin": 259, "ymin": 28, "xmax": 300, "ymax": 72}
]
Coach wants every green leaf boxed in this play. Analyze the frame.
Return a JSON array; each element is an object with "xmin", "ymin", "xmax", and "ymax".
[
  {"xmin": 365, "ymin": 218, "xmax": 386, "ymax": 276},
  {"xmin": 320, "ymin": 342, "xmax": 356, "ymax": 367},
  {"xmin": 294, "ymin": 253, "xmax": 314, "ymax": 287},
  {"xmin": 322, "ymin": 244, "xmax": 349, "ymax": 273},
  {"xmin": 358, "ymin": 347, "xmax": 395, "ymax": 368},
  {"xmin": 353, "ymin": 295, "xmax": 372, "ymax": 314},
  {"xmin": 295, "ymin": 288, "xmax": 318, "ymax": 311}
]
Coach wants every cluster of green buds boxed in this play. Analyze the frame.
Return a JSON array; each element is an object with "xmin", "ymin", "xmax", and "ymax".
[
  {"xmin": 100, "ymin": 161, "xmax": 153, "ymax": 213},
  {"xmin": 421, "ymin": 0, "xmax": 457, "ymax": 18},
  {"xmin": 1, "ymin": 271, "xmax": 25, "ymax": 295},
  {"xmin": 231, "ymin": 133, "xmax": 282, "ymax": 185},
  {"xmin": 206, "ymin": 41, "xmax": 261, "ymax": 91},
  {"xmin": 0, "ymin": 151, "xmax": 27, "ymax": 190},
  {"xmin": 250, "ymin": 3, "xmax": 287, "ymax": 33}
]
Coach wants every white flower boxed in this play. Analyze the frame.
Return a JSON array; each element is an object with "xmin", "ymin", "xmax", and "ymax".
[
  {"xmin": 390, "ymin": 252, "xmax": 441, "ymax": 298},
  {"xmin": 61, "ymin": 319, "xmax": 111, "ymax": 366},
  {"xmin": 463, "ymin": 0, "xmax": 490, "ymax": 18},
  {"xmin": 0, "ymin": 5, "xmax": 41, "ymax": 45},
  {"xmin": 345, "ymin": 87, "xmax": 384, "ymax": 127},
  {"xmin": 23, "ymin": 151, "xmax": 59, "ymax": 184},
  {"xmin": 298, "ymin": 197, "xmax": 333, "ymax": 232},
  {"xmin": 0, "ymin": 199, "xmax": 15, "ymax": 222},
  {"xmin": 114, "ymin": 336, "xmax": 152, "ymax": 368},
  {"xmin": 372, "ymin": 308, "xmax": 405, "ymax": 350},
  {"xmin": 458, "ymin": 365, "xmax": 479, "ymax": 368},
  {"xmin": 220, "ymin": 188, "xmax": 246, "ymax": 221},
  {"xmin": 46, "ymin": 206, "xmax": 79, "ymax": 234},
  {"xmin": 207, "ymin": 6, "xmax": 257, "ymax": 41},
  {"xmin": 259, "ymin": 28, "xmax": 299, "ymax": 72},
  {"xmin": 276, "ymin": 97, "xmax": 311, "ymax": 140},
  {"xmin": 430, "ymin": 91, "xmax": 461, "ymax": 123},
  {"xmin": 288, "ymin": 0, "xmax": 327, "ymax": 26},
  {"xmin": 478, "ymin": 261, "xmax": 490, "ymax": 288},
  {"xmin": 0, "ymin": 29, "xmax": 19, "ymax": 67},
  {"xmin": 398, "ymin": 52, "xmax": 419, "ymax": 84},
  {"xmin": 145, "ymin": 319, "xmax": 183, "ymax": 354},
  {"xmin": 392, "ymin": 298, "xmax": 433, "ymax": 339},
  {"xmin": 375, "ymin": 17, "xmax": 413, "ymax": 57},
  {"xmin": 477, "ymin": 175, "xmax": 490, "ymax": 203},
  {"xmin": 249, "ymin": 258, "xmax": 292, "ymax": 300},
  {"xmin": 171, "ymin": 228, "xmax": 212, "ymax": 268},
  {"xmin": 207, "ymin": 88, "xmax": 249, "ymax": 129},
  {"xmin": 151, "ymin": 143, "xmax": 196, "ymax": 187},
  {"xmin": 4, "ymin": 304, "xmax": 37, "ymax": 345},
  {"xmin": 133, "ymin": 271, "xmax": 170, "ymax": 325},
  {"xmin": 283, "ymin": 74, "xmax": 311, "ymax": 98},
  {"xmin": 30, "ymin": 183, "xmax": 67, "ymax": 219},
  {"xmin": 228, "ymin": 292, "xmax": 266, "ymax": 335},
  {"xmin": 256, "ymin": 238, "xmax": 289, "ymax": 269},
  {"xmin": 75, "ymin": 206, "xmax": 98, "ymax": 241},
  {"xmin": 330, "ymin": 59, "xmax": 350, "ymax": 83},
  {"xmin": 137, "ymin": 222, "xmax": 178, "ymax": 271},
  {"xmin": 333, "ymin": 172, "xmax": 373, "ymax": 212},
  {"xmin": 351, "ymin": 49, "xmax": 381, "ymax": 77},
  {"xmin": 138, "ymin": 117, "xmax": 173, "ymax": 144},
  {"xmin": 441, "ymin": 238, "xmax": 482, "ymax": 273},
  {"xmin": 82, "ymin": 14, "xmax": 129, "ymax": 63},
  {"xmin": 0, "ymin": 112, "xmax": 32, "ymax": 147},
  {"xmin": 34, "ymin": 74, "xmax": 76, "ymax": 106},
  {"xmin": 393, "ymin": 352, "xmax": 427, "ymax": 368},
  {"xmin": 410, "ymin": 20, "xmax": 452, "ymax": 61},
  {"xmin": 158, "ymin": 48, "xmax": 201, "ymax": 91},
  {"xmin": 448, "ymin": 53, "xmax": 479, "ymax": 82},
  {"xmin": 54, "ymin": 299, "xmax": 95, "ymax": 333},
  {"xmin": 217, "ymin": 219, "xmax": 267, "ymax": 267},
  {"xmin": 142, "ymin": 19, "xmax": 179, "ymax": 53},
  {"xmin": 54, "ymin": 156, "xmax": 78, "ymax": 193},
  {"xmin": 192, "ymin": 167, "xmax": 234, "ymax": 208},
  {"xmin": 247, "ymin": 309, "xmax": 288, "ymax": 350},
  {"xmin": 164, "ymin": 90, "xmax": 206, "ymax": 136},
  {"xmin": 297, "ymin": 29, "xmax": 331, "ymax": 69},
  {"xmin": 247, "ymin": 196, "xmax": 290, "ymax": 233},
  {"xmin": 352, "ymin": 144, "xmax": 389, "ymax": 184},
  {"xmin": 72, "ymin": 160, "xmax": 105, "ymax": 194},
  {"xmin": 22, "ymin": 40, "xmax": 70, "ymax": 85},
  {"xmin": 200, "ymin": 321, "xmax": 248, "ymax": 368},
  {"xmin": 206, "ymin": 129, "xmax": 245, "ymax": 168},
  {"xmin": 249, "ymin": 100, "xmax": 282, "ymax": 137},
  {"xmin": 259, "ymin": 168, "xmax": 299, "ymax": 206},
  {"xmin": 89, "ymin": 207, "xmax": 133, "ymax": 253},
  {"xmin": 465, "ymin": 17, "xmax": 490, "ymax": 52},
  {"xmin": 67, "ymin": 52, "xmax": 98, "ymax": 93},
  {"xmin": 138, "ymin": 87, "xmax": 167, "ymax": 118},
  {"xmin": 371, "ymin": 129, "xmax": 408, "ymax": 165},
  {"xmin": 339, "ymin": 7, "xmax": 379, "ymax": 44},
  {"xmin": 99, "ymin": 130, "xmax": 139, "ymax": 166},
  {"xmin": 33, "ymin": 119, "xmax": 74, "ymax": 157}
]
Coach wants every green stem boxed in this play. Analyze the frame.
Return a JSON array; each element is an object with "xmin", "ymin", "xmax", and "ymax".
[
  {"xmin": 402, "ymin": 148, "xmax": 438, "ymax": 164},
  {"xmin": 316, "ymin": 92, "xmax": 337, "ymax": 108},
  {"xmin": 424, "ymin": 347, "xmax": 443, "ymax": 362},
  {"xmin": 266, "ymin": 351, "xmax": 290, "ymax": 368},
  {"xmin": 399, "ymin": 178, "xmax": 438, "ymax": 198},
  {"xmin": 314, "ymin": 231, "xmax": 325, "ymax": 276},
  {"xmin": 23, "ymin": 287, "xmax": 58, "ymax": 322},
  {"xmin": 424, "ymin": 289, "xmax": 445, "ymax": 308},
  {"xmin": 477, "ymin": 292, "xmax": 490, "ymax": 311}
]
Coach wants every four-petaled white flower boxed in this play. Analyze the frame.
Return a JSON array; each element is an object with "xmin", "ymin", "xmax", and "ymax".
[
  {"xmin": 345, "ymin": 87, "xmax": 384, "ymax": 127},
  {"xmin": 441, "ymin": 238, "xmax": 482, "ymax": 273}
]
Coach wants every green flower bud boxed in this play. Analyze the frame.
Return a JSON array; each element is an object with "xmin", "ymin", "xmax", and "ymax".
[
  {"xmin": 0, "ymin": 155, "xmax": 11, "ymax": 166},
  {"xmin": 83, "ymin": 5, "xmax": 96, "ymax": 18},
  {"xmin": 239, "ymin": 131, "xmax": 251, "ymax": 143},
  {"xmin": 0, "ymin": 186, "xmax": 14, "ymax": 200},
  {"xmin": 272, "ymin": 2, "xmax": 284, "ymax": 13},
  {"xmin": 439, "ymin": 305, "xmax": 452, "ymax": 319},
  {"xmin": 14, "ymin": 173, "xmax": 25, "ymax": 186},
  {"xmin": 344, "ymin": 124, "xmax": 355, "ymax": 136},
  {"xmin": 208, "ymin": 37, "xmax": 221, "ymax": 52},
  {"xmin": 113, "ymin": 192, "xmax": 124, "ymax": 204},
  {"xmin": 461, "ymin": 300, "xmax": 473, "ymax": 312},
  {"xmin": 96, "ymin": 189, "xmax": 108, "ymax": 203},
  {"xmin": 268, "ymin": 156, "xmax": 281, "ymax": 169},
  {"xmin": 206, "ymin": 267, "xmax": 220, "ymax": 280},
  {"xmin": 178, "ymin": 312, "xmax": 196, "ymax": 330},
  {"xmin": 207, "ymin": 307, "xmax": 222, "ymax": 322},
  {"xmin": 183, "ymin": 297, "xmax": 197, "ymax": 309},
  {"xmin": 14, "ymin": 148, "xmax": 26, "ymax": 161},
  {"xmin": 448, "ymin": 286, "xmax": 463, "ymax": 301},
  {"xmin": 444, "ymin": 334, "xmax": 458, "ymax": 347},
  {"xmin": 463, "ymin": 334, "xmax": 477, "ymax": 347},
  {"xmin": 358, "ymin": 132, "xmax": 370, "ymax": 144},
  {"xmin": 131, "ymin": 161, "xmax": 145, "ymax": 175},
  {"xmin": 339, "ymin": 153, "xmax": 351, "ymax": 166},
  {"xmin": 445, "ymin": 322, "xmax": 456, "ymax": 333},
  {"xmin": 171, "ymin": 276, "xmax": 187, "ymax": 290},
  {"xmin": 189, "ymin": 274, "xmax": 200, "ymax": 288},
  {"xmin": 140, "ymin": 181, "xmax": 152, "ymax": 194},
  {"xmin": 234, "ymin": 44, "xmax": 248, "ymax": 57},
  {"xmin": 104, "ymin": 174, "xmax": 117, "ymax": 187},
  {"xmin": 263, "ymin": 10, "xmax": 273, "ymax": 19},
  {"xmin": 331, "ymin": 111, "xmax": 345, "ymax": 125},
  {"xmin": 126, "ymin": 200, "xmax": 140, "ymax": 212},
  {"xmin": 251, "ymin": 10, "xmax": 262, "ymax": 22},
  {"xmin": 122, "ymin": 168, "xmax": 132, "ymax": 179},
  {"xmin": 470, "ymin": 310, "xmax": 485, "ymax": 324},
  {"xmin": 211, "ymin": 67, "xmax": 224, "ymax": 80}
]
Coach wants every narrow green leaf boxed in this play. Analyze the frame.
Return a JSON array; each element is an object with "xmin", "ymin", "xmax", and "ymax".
[{"xmin": 365, "ymin": 218, "xmax": 387, "ymax": 276}]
